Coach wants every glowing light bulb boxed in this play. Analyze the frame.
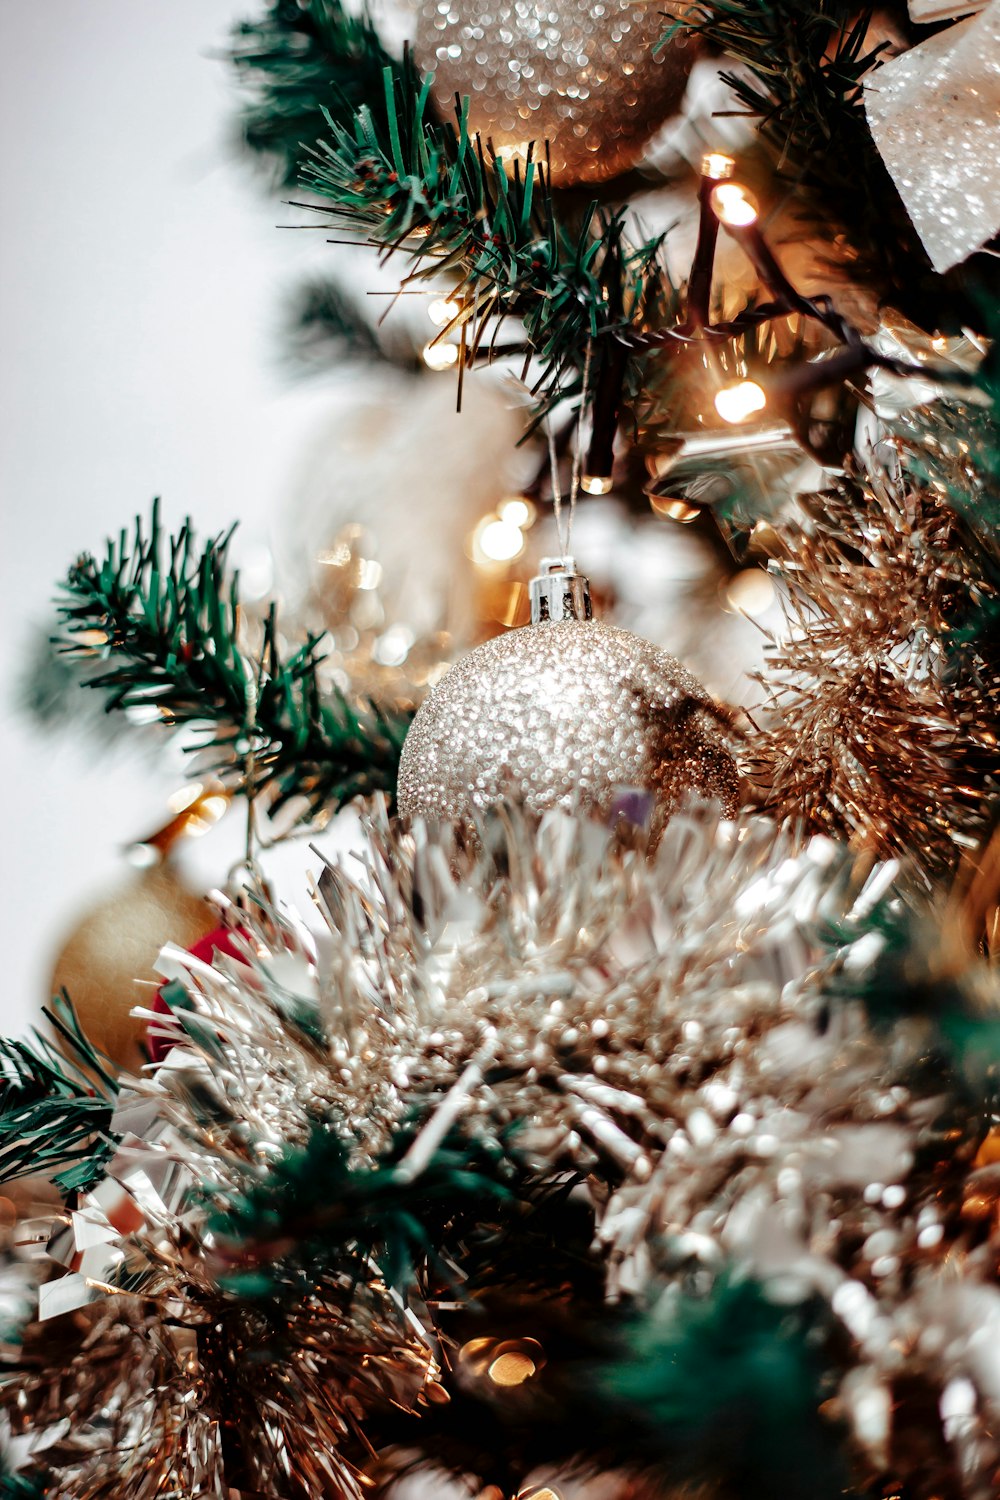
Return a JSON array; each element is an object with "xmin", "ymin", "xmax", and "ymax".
[
  {"xmin": 422, "ymin": 341, "xmax": 459, "ymax": 371},
  {"xmin": 650, "ymin": 494, "xmax": 702, "ymax": 524},
  {"xmin": 701, "ymin": 152, "xmax": 735, "ymax": 181},
  {"xmin": 472, "ymin": 516, "xmax": 525, "ymax": 564},
  {"xmin": 725, "ymin": 568, "xmax": 775, "ymax": 617},
  {"xmin": 499, "ymin": 496, "xmax": 533, "ymax": 527},
  {"xmin": 714, "ymin": 380, "xmax": 767, "ymax": 424},
  {"xmin": 580, "ymin": 474, "xmax": 614, "ymax": 495},
  {"xmin": 427, "ymin": 296, "xmax": 462, "ymax": 327},
  {"xmin": 710, "ymin": 181, "xmax": 759, "ymax": 227},
  {"xmin": 488, "ymin": 1350, "xmax": 537, "ymax": 1386},
  {"xmin": 167, "ymin": 783, "xmax": 205, "ymax": 814}
]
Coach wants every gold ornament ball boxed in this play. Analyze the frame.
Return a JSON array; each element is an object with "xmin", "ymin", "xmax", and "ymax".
[
  {"xmin": 413, "ymin": 0, "xmax": 697, "ymax": 186},
  {"xmin": 50, "ymin": 862, "xmax": 214, "ymax": 1071},
  {"xmin": 397, "ymin": 618, "xmax": 740, "ymax": 835}
]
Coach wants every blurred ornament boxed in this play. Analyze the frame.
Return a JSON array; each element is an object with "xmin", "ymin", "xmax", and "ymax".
[
  {"xmin": 48, "ymin": 789, "xmax": 226, "ymax": 1070},
  {"xmin": 397, "ymin": 557, "xmax": 739, "ymax": 837},
  {"xmin": 281, "ymin": 368, "xmax": 533, "ymax": 651},
  {"xmin": 864, "ymin": 2, "xmax": 1000, "ymax": 273},
  {"xmin": 413, "ymin": 0, "xmax": 697, "ymax": 186},
  {"xmin": 50, "ymin": 860, "xmax": 214, "ymax": 1072}
]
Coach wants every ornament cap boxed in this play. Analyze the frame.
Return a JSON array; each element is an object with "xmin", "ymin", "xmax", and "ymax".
[{"xmin": 529, "ymin": 557, "xmax": 593, "ymax": 624}]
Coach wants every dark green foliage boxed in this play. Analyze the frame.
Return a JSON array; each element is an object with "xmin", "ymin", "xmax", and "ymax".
[
  {"xmin": 597, "ymin": 1277, "xmax": 852, "ymax": 1500},
  {"xmin": 898, "ymin": 381, "xmax": 1000, "ymax": 732},
  {"xmin": 822, "ymin": 891, "xmax": 1000, "ymax": 1102},
  {"xmin": 0, "ymin": 997, "xmax": 119, "ymax": 1194},
  {"xmin": 283, "ymin": 273, "xmax": 405, "ymax": 370},
  {"xmin": 16, "ymin": 621, "xmax": 122, "ymax": 738},
  {"xmin": 300, "ymin": 59, "xmax": 677, "ymax": 421},
  {"xmin": 378, "ymin": 1273, "xmax": 851, "ymax": 1500},
  {"xmin": 231, "ymin": 0, "xmax": 401, "ymax": 187},
  {"xmin": 669, "ymin": 2, "xmax": 998, "ymax": 328},
  {"xmin": 0, "ymin": 1460, "xmax": 48, "ymax": 1500},
  {"xmin": 55, "ymin": 502, "xmax": 411, "ymax": 823},
  {"xmin": 210, "ymin": 1122, "xmax": 517, "ymax": 1298}
]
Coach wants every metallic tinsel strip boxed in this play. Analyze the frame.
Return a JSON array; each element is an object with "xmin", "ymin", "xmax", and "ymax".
[{"xmin": 3, "ymin": 801, "xmax": 999, "ymax": 1496}]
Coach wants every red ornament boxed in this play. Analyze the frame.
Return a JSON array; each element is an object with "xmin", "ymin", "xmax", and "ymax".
[{"xmin": 147, "ymin": 925, "xmax": 248, "ymax": 1064}]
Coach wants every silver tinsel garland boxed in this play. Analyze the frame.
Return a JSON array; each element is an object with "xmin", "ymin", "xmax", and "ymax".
[{"xmin": 3, "ymin": 800, "xmax": 1000, "ymax": 1496}]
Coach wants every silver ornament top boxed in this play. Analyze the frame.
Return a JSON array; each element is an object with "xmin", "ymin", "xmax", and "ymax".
[{"xmin": 529, "ymin": 557, "xmax": 593, "ymax": 625}]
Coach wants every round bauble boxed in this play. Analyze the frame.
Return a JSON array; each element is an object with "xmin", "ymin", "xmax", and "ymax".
[
  {"xmin": 50, "ymin": 862, "xmax": 215, "ymax": 1071},
  {"xmin": 413, "ymin": 0, "xmax": 697, "ymax": 187},
  {"xmin": 397, "ymin": 615, "xmax": 740, "ymax": 837}
]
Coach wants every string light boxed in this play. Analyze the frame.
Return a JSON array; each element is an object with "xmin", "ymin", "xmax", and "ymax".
[
  {"xmin": 458, "ymin": 1335, "xmax": 546, "ymax": 1387},
  {"xmin": 710, "ymin": 180, "xmax": 759, "ymax": 228},
  {"xmin": 471, "ymin": 515, "xmax": 525, "ymax": 565},
  {"xmin": 725, "ymin": 568, "xmax": 776, "ymax": 617},
  {"xmin": 469, "ymin": 498, "xmax": 535, "ymax": 568},
  {"xmin": 700, "ymin": 151, "xmax": 735, "ymax": 181},
  {"xmin": 714, "ymin": 380, "xmax": 767, "ymax": 424},
  {"xmin": 167, "ymin": 783, "xmax": 206, "ymax": 815},
  {"xmin": 422, "ymin": 340, "xmax": 460, "ymax": 371},
  {"xmin": 427, "ymin": 296, "xmax": 462, "ymax": 327},
  {"xmin": 498, "ymin": 496, "xmax": 534, "ymax": 527},
  {"xmin": 487, "ymin": 1350, "xmax": 537, "ymax": 1386},
  {"xmin": 649, "ymin": 494, "xmax": 702, "ymax": 524},
  {"xmin": 580, "ymin": 474, "xmax": 613, "ymax": 495}
]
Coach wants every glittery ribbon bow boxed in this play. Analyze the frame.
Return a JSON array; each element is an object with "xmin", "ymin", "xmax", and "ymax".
[{"xmin": 864, "ymin": 0, "xmax": 1000, "ymax": 273}]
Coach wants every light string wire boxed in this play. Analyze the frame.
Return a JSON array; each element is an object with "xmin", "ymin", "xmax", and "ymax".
[{"xmin": 549, "ymin": 337, "xmax": 594, "ymax": 561}]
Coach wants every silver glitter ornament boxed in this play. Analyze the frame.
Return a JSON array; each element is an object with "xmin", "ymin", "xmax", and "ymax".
[
  {"xmin": 864, "ymin": 3, "xmax": 1000, "ymax": 273},
  {"xmin": 413, "ymin": 0, "xmax": 697, "ymax": 186},
  {"xmin": 397, "ymin": 557, "xmax": 740, "ymax": 834}
]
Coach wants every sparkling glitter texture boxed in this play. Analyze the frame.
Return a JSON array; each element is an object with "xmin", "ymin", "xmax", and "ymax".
[
  {"xmin": 864, "ymin": 2, "xmax": 1000, "ymax": 272},
  {"xmin": 413, "ymin": 0, "xmax": 696, "ymax": 185},
  {"xmin": 396, "ymin": 618, "xmax": 740, "ymax": 834}
]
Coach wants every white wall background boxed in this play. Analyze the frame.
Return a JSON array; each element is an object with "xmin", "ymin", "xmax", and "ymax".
[{"xmin": 0, "ymin": 1, "xmax": 357, "ymax": 1035}]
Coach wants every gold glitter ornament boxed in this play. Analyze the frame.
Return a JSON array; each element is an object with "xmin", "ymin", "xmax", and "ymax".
[
  {"xmin": 397, "ymin": 558, "xmax": 739, "ymax": 835},
  {"xmin": 49, "ymin": 859, "xmax": 214, "ymax": 1071},
  {"xmin": 413, "ymin": 0, "xmax": 697, "ymax": 186}
]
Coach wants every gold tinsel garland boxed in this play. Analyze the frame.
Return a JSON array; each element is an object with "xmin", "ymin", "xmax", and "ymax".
[
  {"xmin": 3, "ymin": 801, "xmax": 1000, "ymax": 1497},
  {"xmin": 748, "ymin": 440, "xmax": 1000, "ymax": 880}
]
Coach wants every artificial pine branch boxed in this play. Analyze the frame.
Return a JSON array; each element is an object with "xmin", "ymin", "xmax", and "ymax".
[
  {"xmin": 0, "ymin": 997, "xmax": 119, "ymax": 1193},
  {"xmin": 210, "ymin": 1123, "xmax": 519, "ymax": 1300},
  {"xmin": 283, "ymin": 273, "xmax": 412, "ymax": 371},
  {"xmin": 230, "ymin": 0, "xmax": 402, "ymax": 187},
  {"xmin": 300, "ymin": 59, "xmax": 677, "ymax": 420},
  {"xmin": 55, "ymin": 503, "xmax": 411, "ymax": 822}
]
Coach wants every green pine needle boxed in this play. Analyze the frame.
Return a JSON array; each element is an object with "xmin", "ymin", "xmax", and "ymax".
[
  {"xmin": 284, "ymin": 273, "xmax": 407, "ymax": 370},
  {"xmin": 210, "ymin": 1122, "xmax": 517, "ymax": 1299},
  {"xmin": 0, "ymin": 1460, "xmax": 48, "ymax": 1500},
  {"xmin": 231, "ymin": 0, "xmax": 402, "ymax": 187},
  {"xmin": 0, "ymin": 996, "xmax": 119, "ymax": 1194},
  {"xmin": 599, "ymin": 1276, "xmax": 853, "ymax": 1500},
  {"xmin": 299, "ymin": 58, "xmax": 677, "ymax": 422},
  {"xmin": 55, "ymin": 502, "xmax": 412, "ymax": 823}
]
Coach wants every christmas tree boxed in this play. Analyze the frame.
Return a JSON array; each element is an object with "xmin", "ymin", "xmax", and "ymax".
[{"xmin": 3, "ymin": 2, "xmax": 1000, "ymax": 1497}]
